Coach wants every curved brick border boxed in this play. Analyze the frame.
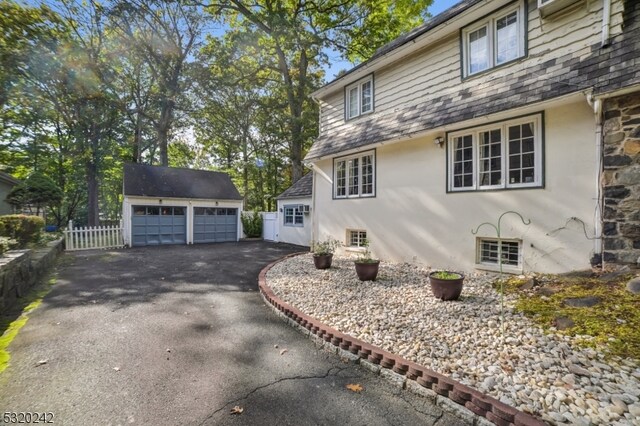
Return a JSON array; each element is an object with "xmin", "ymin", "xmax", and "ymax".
[{"xmin": 258, "ymin": 254, "xmax": 547, "ymax": 426}]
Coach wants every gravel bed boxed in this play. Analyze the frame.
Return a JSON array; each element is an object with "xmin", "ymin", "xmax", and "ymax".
[{"xmin": 266, "ymin": 254, "xmax": 640, "ymax": 425}]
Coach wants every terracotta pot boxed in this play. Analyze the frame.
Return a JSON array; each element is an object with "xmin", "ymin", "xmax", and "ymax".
[
  {"xmin": 354, "ymin": 260, "xmax": 380, "ymax": 281},
  {"xmin": 313, "ymin": 254, "xmax": 333, "ymax": 269},
  {"xmin": 429, "ymin": 272, "xmax": 464, "ymax": 301}
]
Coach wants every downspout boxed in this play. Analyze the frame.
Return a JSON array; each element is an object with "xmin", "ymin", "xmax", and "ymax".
[
  {"xmin": 587, "ymin": 93, "xmax": 604, "ymax": 268},
  {"xmin": 601, "ymin": 0, "xmax": 612, "ymax": 47}
]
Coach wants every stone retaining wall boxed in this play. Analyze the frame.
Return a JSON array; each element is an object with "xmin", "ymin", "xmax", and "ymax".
[
  {"xmin": 602, "ymin": 92, "xmax": 640, "ymax": 266},
  {"xmin": 0, "ymin": 238, "xmax": 64, "ymax": 312}
]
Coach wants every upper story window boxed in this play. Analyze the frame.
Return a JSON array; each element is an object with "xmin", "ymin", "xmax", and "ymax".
[
  {"xmin": 462, "ymin": 2, "xmax": 526, "ymax": 77},
  {"xmin": 345, "ymin": 76, "xmax": 373, "ymax": 120},
  {"xmin": 334, "ymin": 150, "xmax": 375, "ymax": 198},
  {"xmin": 447, "ymin": 114, "xmax": 543, "ymax": 192}
]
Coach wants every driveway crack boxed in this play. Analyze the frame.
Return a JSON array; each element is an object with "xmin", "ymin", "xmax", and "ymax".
[{"xmin": 198, "ymin": 366, "xmax": 346, "ymax": 425}]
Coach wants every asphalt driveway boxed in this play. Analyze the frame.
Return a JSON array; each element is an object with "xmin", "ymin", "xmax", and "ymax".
[{"xmin": 0, "ymin": 242, "xmax": 461, "ymax": 425}]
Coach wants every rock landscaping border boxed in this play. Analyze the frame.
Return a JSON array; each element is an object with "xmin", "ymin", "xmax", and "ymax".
[{"xmin": 258, "ymin": 253, "xmax": 546, "ymax": 426}]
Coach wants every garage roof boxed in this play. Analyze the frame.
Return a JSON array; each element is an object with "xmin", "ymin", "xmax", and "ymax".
[
  {"xmin": 277, "ymin": 173, "xmax": 313, "ymax": 200},
  {"xmin": 124, "ymin": 163, "xmax": 243, "ymax": 200}
]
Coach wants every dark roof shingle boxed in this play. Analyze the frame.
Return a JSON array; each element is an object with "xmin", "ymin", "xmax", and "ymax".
[
  {"xmin": 277, "ymin": 173, "xmax": 313, "ymax": 199},
  {"xmin": 123, "ymin": 163, "xmax": 243, "ymax": 200}
]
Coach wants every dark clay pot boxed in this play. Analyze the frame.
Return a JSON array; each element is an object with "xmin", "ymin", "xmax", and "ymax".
[
  {"xmin": 313, "ymin": 254, "xmax": 333, "ymax": 269},
  {"xmin": 429, "ymin": 272, "xmax": 464, "ymax": 301},
  {"xmin": 354, "ymin": 260, "xmax": 380, "ymax": 281}
]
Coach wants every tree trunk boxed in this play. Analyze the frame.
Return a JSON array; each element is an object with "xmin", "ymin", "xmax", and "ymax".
[
  {"xmin": 86, "ymin": 161, "xmax": 99, "ymax": 226},
  {"xmin": 157, "ymin": 100, "xmax": 172, "ymax": 166}
]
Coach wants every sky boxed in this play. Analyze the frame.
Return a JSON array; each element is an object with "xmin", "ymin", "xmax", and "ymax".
[{"xmin": 323, "ymin": 0, "xmax": 460, "ymax": 80}]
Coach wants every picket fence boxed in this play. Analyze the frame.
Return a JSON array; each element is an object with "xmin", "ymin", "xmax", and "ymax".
[{"xmin": 64, "ymin": 220, "xmax": 124, "ymax": 251}]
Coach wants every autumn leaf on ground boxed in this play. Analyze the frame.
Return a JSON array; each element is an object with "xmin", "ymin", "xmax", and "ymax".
[
  {"xmin": 346, "ymin": 383, "xmax": 363, "ymax": 393},
  {"xmin": 230, "ymin": 406, "xmax": 244, "ymax": 415},
  {"xmin": 280, "ymin": 348, "xmax": 288, "ymax": 355}
]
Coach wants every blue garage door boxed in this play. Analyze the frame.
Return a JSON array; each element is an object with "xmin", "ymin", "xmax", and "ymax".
[
  {"xmin": 193, "ymin": 208, "xmax": 238, "ymax": 243},
  {"xmin": 132, "ymin": 206, "xmax": 186, "ymax": 246}
]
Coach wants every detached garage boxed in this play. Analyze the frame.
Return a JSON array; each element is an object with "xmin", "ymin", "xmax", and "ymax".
[{"xmin": 122, "ymin": 163, "xmax": 243, "ymax": 247}]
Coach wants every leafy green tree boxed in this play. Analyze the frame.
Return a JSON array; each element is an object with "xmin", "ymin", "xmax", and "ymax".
[{"xmin": 6, "ymin": 172, "xmax": 63, "ymax": 216}]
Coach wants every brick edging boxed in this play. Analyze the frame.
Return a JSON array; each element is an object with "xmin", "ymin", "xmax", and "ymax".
[{"xmin": 258, "ymin": 254, "xmax": 546, "ymax": 426}]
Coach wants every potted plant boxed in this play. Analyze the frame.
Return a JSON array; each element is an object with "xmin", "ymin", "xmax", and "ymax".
[
  {"xmin": 311, "ymin": 237, "xmax": 341, "ymax": 269},
  {"xmin": 354, "ymin": 239, "xmax": 380, "ymax": 281},
  {"xmin": 428, "ymin": 271, "xmax": 464, "ymax": 301}
]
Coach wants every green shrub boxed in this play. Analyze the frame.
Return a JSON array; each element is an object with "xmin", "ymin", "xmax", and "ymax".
[
  {"xmin": 241, "ymin": 211, "xmax": 262, "ymax": 238},
  {"xmin": 0, "ymin": 215, "xmax": 45, "ymax": 247},
  {"xmin": 0, "ymin": 236, "xmax": 17, "ymax": 255}
]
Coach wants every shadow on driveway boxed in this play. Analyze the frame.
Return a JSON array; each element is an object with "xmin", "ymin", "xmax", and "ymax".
[{"xmin": 0, "ymin": 241, "xmax": 461, "ymax": 426}]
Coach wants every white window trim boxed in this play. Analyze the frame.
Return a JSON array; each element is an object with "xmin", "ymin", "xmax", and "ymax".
[
  {"xmin": 345, "ymin": 76, "xmax": 374, "ymax": 120},
  {"xmin": 475, "ymin": 237, "xmax": 523, "ymax": 273},
  {"xmin": 334, "ymin": 150, "xmax": 376, "ymax": 199},
  {"xmin": 461, "ymin": 2, "xmax": 525, "ymax": 77},
  {"xmin": 447, "ymin": 114, "xmax": 542, "ymax": 192},
  {"xmin": 283, "ymin": 205, "xmax": 304, "ymax": 227},
  {"xmin": 346, "ymin": 229, "xmax": 368, "ymax": 251}
]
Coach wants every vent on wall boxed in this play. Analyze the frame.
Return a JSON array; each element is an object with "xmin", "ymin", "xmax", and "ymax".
[{"xmin": 538, "ymin": 0, "xmax": 582, "ymax": 18}]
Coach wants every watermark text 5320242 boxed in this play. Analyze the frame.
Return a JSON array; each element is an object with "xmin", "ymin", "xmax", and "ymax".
[{"xmin": 2, "ymin": 412, "xmax": 54, "ymax": 424}]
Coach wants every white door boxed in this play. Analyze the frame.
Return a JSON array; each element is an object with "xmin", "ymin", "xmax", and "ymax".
[{"xmin": 262, "ymin": 212, "xmax": 278, "ymax": 241}]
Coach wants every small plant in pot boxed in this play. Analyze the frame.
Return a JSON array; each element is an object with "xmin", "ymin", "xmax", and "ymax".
[
  {"xmin": 429, "ymin": 270, "xmax": 464, "ymax": 301},
  {"xmin": 311, "ymin": 237, "xmax": 341, "ymax": 269},
  {"xmin": 354, "ymin": 239, "xmax": 380, "ymax": 281}
]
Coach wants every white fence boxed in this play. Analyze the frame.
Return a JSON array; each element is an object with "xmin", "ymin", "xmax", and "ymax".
[
  {"xmin": 64, "ymin": 220, "xmax": 124, "ymax": 251},
  {"xmin": 262, "ymin": 212, "xmax": 278, "ymax": 241}
]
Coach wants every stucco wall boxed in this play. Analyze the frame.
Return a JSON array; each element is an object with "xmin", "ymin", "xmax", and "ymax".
[
  {"xmin": 122, "ymin": 196, "xmax": 244, "ymax": 246},
  {"xmin": 312, "ymin": 99, "xmax": 597, "ymax": 274},
  {"xmin": 276, "ymin": 197, "xmax": 312, "ymax": 247}
]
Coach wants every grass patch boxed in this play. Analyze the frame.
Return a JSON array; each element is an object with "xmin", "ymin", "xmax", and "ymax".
[
  {"xmin": 511, "ymin": 274, "xmax": 639, "ymax": 359},
  {"xmin": 0, "ymin": 276, "xmax": 57, "ymax": 374}
]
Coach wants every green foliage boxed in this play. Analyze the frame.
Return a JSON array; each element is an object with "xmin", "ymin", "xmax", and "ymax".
[
  {"xmin": 355, "ymin": 239, "xmax": 378, "ymax": 263},
  {"xmin": 312, "ymin": 237, "xmax": 341, "ymax": 256},
  {"xmin": 241, "ymin": 211, "xmax": 262, "ymax": 238},
  {"xmin": 514, "ymin": 275, "xmax": 639, "ymax": 359},
  {"xmin": 0, "ymin": 215, "xmax": 45, "ymax": 247},
  {"xmin": 431, "ymin": 271, "xmax": 462, "ymax": 280},
  {"xmin": 6, "ymin": 172, "xmax": 63, "ymax": 210},
  {"xmin": 0, "ymin": 236, "xmax": 17, "ymax": 255}
]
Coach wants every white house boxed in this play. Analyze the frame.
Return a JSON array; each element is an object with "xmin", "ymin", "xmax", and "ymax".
[
  {"xmin": 275, "ymin": 173, "xmax": 313, "ymax": 247},
  {"xmin": 122, "ymin": 163, "xmax": 244, "ymax": 247},
  {"xmin": 305, "ymin": 0, "xmax": 640, "ymax": 274}
]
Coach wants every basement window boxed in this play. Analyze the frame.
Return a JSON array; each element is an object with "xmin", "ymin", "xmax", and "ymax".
[{"xmin": 477, "ymin": 238, "xmax": 522, "ymax": 270}]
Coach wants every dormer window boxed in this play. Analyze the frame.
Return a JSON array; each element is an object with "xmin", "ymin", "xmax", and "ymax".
[
  {"xmin": 462, "ymin": 1, "xmax": 526, "ymax": 77},
  {"xmin": 345, "ymin": 75, "xmax": 373, "ymax": 120}
]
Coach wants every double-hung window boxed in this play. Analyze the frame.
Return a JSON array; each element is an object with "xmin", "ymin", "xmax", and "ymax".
[
  {"xmin": 345, "ymin": 76, "xmax": 373, "ymax": 120},
  {"xmin": 334, "ymin": 150, "xmax": 375, "ymax": 198},
  {"xmin": 283, "ymin": 205, "xmax": 303, "ymax": 227},
  {"xmin": 462, "ymin": 2, "xmax": 526, "ymax": 77},
  {"xmin": 448, "ymin": 114, "xmax": 542, "ymax": 192}
]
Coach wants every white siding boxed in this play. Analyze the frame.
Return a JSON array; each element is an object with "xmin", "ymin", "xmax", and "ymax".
[
  {"xmin": 312, "ymin": 100, "xmax": 597, "ymax": 274},
  {"xmin": 318, "ymin": 0, "xmax": 625, "ymax": 138}
]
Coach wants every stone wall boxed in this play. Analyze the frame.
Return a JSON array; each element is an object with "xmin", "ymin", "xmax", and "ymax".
[
  {"xmin": 0, "ymin": 238, "xmax": 64, "ymax": 312},
  {"xmin": 602, "ymin": 92, "xmax": 640, "ymax": 265}
]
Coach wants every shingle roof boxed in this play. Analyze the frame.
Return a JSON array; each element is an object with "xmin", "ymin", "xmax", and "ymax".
[
  {"xmin": 0, "ymin": 171, "xmax": 20, "ymax": 186},
  {"xmin": 277, "ymin": 173, "xmax": 313, "ymax": 200},
  {"xmin": 123, "ymin": 163, "xmax": 243, "ymax": 200},
  {"xmin": 306, "ymin": 3, "xmax": 640, "ymax": 161}
]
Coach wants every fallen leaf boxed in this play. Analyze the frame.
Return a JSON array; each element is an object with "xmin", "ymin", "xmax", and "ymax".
[
  {"xmin": 346, "ymin": 383, "xmax": 363, "ymax": 393},
  {"xmin": 113, "ymin": 367, "xmax": 121, "ymax": 372},
  {"xmin": 36, "ymin": 359, "xmax": 48, "ymax": 366},
  {"xmin": 280, "ymin": 348, "xmax": 288, "ymax": 355},
  {"xmin": 230, "ymin": 406, "xmax": 244, "ymax": 415}
]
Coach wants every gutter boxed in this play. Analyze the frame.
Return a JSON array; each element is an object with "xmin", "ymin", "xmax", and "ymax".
[
  {"xmin": 586, "ymin": 92, "xmax": 604, "ymax": 267},
  {"xmin": 601, "ymin": 0, "xmax": 611, "ymax": 47}
]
